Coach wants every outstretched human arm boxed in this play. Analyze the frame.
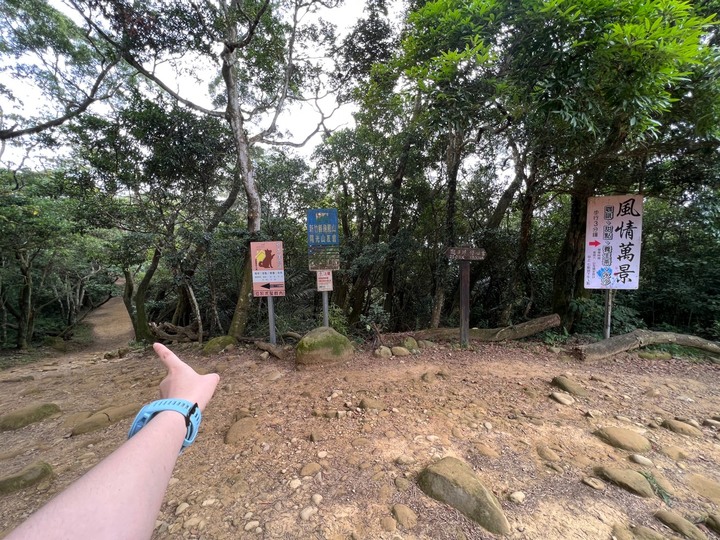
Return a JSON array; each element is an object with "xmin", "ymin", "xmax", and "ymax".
[{"xmin": 7, "ymin": 343, "xmax": 220, "ymax": 540}]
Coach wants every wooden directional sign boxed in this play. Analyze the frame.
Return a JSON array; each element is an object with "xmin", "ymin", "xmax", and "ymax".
[
  {"xmin": 251, "ymin": 241, "xmax": 285, "ymax": 297},
  {"xmin": 446, "ymin": 247, "xmax": 487, "ymax": 261}
]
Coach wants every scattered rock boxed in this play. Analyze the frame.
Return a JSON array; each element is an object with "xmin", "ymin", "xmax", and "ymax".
[
  {"xmin": 630, "ymin": 454, "xmax": 654, "ymax": 467},
  {"xmin": 654, "ymin": 509, "xmax": 707, "ymax": 540},
  {"xmin": 374, "ymin": 346, "xmax": 392, "ymax": 358},
  {"xmin": 300, "ymin": 462, "xmax": 322, "ymax": 477},
  {"xmin": 661, "ymin": 419, "xmax": 703, "ymax": 438},
  {"xmin": 686, "ymin": 473, "xmax": 720, "ymax": 505},
  {"xmin": 391, "ymin": 346, "xmax": 411, "ymax": 357},
  {"xmin": 474, "ymin": 443, "xmax": 499, "ymax": 458},
  {"xmin": 421, "ymin": 372, "xmax": 436, "ymax": 383},
  {"xmin": 629, "ymin": 524, "xmax": 669, "ymax": 540},
  {"xmin": 392, "ymin": 504, "xmax": 417, "ymax": 529},
  {"xmin": 595, "ymin": 467, "xmax": 654, "ymax": 497},
  {"xmin": 295, "ymin": 327, "xmax": 354, "ymax": 367},
  {"xmin": 582, "ymin": 477, "xmax": 605, "ymax": 491},
  {"xmin": 661, "ymin": 445, "xmax": 688, "ymax": 461},
  {"xmin": 71, "ymin": 412, "xmax": 112, "ymax": 435},
  {"xmin": 0, "ymin": 403, "xmax": 61, "ymax": 431},
  {"xmin": 703, "ymin": 418, "xmax": 720, "ymax": 429},
  {"xmin": 536, "ymin": 444, "xmax": 560, "ymax": 462},
  {"xmin": 417, "ymin": 456, "xmax": 510, "ymax": 536},
  {"xmin": 550, "ymin": 392, "xmax": 575, "ymax": 406},
  {"xmin": 359, "ymin": 398, "xmax": 385, "ymax": 411},
  {"xmin": 401, "ymin": 337, "xmax": 419, "ymax": 352},
  {"xmin": 395, "ymin": 477, "xmax": 411, "ymax": 491},
  {"xmin": 0, "ymin": 461, "xmax": 53, "ymax": 494},
  {"xmin": 380, "ymin": 516, "xmax": 397, "ymax": 532},
  {"xmin": 551, "ymin": 375, "xmax": 589, "ymax": 397},
  {"xmin": 594, "ymin": 426, "xmax": 651, "ymax": 452},
  {"xmin": 224, "ymin": 418, "xmax": 258, "ymax": 444},
  {"xmin": 300, "ymin": 506, "xmax": 317, "ymax": 521},
  {"xmin": 706, "ymin": 514, "xmax": 720, "ymax": 535},
  {"xmin": 508, "ymin": 491, "xmax": 525, "ymax": 504}
]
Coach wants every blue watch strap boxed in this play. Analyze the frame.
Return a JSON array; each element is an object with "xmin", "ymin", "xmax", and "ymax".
[{"xmin": 128, "ymin": 399, "xmax": 202, "ymax": 450}]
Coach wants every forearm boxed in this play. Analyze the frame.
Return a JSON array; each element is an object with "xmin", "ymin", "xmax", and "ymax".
[{"xmin": 7, "ymin": 411, "xmax": 186, "ymax": 540}]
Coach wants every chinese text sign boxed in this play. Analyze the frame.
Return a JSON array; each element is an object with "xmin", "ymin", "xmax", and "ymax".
[
  {"xmin": 584, "ymin": 195, "xmax": 643, "ymax": 290},
  {"xmin": 251, "ymin": 241, "xmax": 286, "ymax": 297}
]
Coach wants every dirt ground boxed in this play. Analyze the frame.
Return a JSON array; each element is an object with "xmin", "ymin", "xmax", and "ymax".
[{"xmin": 1, "ymin": 298, "xmax": 719, "ymax": 540}]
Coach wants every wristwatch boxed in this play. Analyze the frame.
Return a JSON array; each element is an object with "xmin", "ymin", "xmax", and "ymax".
[{"xmin": 128, "ymin": 399, "xmax": 202, "ymax": 450}]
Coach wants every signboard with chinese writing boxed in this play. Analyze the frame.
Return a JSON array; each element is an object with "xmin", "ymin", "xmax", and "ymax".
[
  {"xmin": 316, "ymin": 270, "xmax": 333, "ymax": 292},
  {"xmin": 446, "ymin": 247, "xmax": 487, "ymax": 261},
  {"xmin": 251, "ymin": 241, "xmax": 285, "ymax": 297},
  {"xmin": 308, "ymin": 208, "xmax": 340, "ymax": 270},
  {"xmin": 584, "ymin": 195, "xmax": 643, "ymax": 290}
]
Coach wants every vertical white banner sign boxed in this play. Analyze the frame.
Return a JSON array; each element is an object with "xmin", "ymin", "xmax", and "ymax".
[{"xmin": 584, "ymin": 195, "xmax": 643, "ymax": 290}]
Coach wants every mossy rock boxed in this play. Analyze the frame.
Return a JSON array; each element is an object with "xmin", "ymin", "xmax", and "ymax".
[
  {"xmin": 0, "ymin": 403, "xmax": 61, "ymax": 431},
  {"xmin": 0, "ymin": 461, "xmax": 53, "ymax": 494},
  {"xmin": 203, "ymin": 336, "xmax": 238, "ymax": 356},
  {"xmin": 296, "ymin": 327, "xmax": 354, "ymax": 367},
  {"xmin": 638, "ymin": 351, "xmax": 672, "ymax": 360}
]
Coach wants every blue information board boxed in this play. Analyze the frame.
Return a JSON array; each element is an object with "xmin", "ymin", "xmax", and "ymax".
[{"xmin": 307, "ymin": 209, "xmax": 339, "ymax": 246}]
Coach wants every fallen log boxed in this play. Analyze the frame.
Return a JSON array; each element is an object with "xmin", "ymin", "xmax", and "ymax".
[
  {"xmin": 415, "ymin": 314, "xmax": 561, "ymax": 343},
  {"xmin": 574, "ymin": 329, "xmax": 720, "ymax": 362}
]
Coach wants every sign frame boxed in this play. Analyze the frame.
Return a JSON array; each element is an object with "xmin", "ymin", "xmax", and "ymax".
[{"xmin": 251, "ymin": 241, "xmax": 286, "ymax": 297}]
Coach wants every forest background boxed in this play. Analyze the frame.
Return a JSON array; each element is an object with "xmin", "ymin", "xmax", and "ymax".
[{"xmin": 1, "ymin": 0, "xmax": 719, "ymax": 352}]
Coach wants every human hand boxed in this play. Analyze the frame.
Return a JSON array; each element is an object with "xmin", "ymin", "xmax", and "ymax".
[{"xmin": 154, "ymin": 343, "xmax": 219, "ymax": 411}]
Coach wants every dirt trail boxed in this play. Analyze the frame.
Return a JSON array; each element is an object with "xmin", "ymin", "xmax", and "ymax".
[{"xmin": 84, "ymin": 295, "xmax": 134, "ymax": 353}]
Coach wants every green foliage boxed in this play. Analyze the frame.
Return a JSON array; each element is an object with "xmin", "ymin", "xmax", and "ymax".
[{"xmin": 570, "ymin": 296, "xmax": 646, "ymax": 337}]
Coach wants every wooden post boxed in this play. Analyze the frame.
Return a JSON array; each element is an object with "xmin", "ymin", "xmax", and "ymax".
[{"xmin": 446, "ymin": 246, "xmax": 486, "ymax": 348}]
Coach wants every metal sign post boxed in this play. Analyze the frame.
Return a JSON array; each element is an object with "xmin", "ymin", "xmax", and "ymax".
[
  {"xmin": 250, "ymin": 241, "xmax": 285, "ymax": 345},
  {"xmin": 584, "ymin": 195, "xmax": 643, "ymax": 339},
  {"xmin": 446, "ymin": 247, "xmax": 486, "ymax": 348},
  {"xmin": 316, "ymin": 270, "xmax": 333, "ymax": 327}
]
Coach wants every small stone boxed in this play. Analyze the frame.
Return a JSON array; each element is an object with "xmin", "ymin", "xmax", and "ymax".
[
  {"xmin": 300, "ymin": 462, "xmax": 322, "ymax": 477},
  {"xmin": 289, "ymin": 479, "xmax": 302, "ymax": 490},
  {"xmin": 300, "ymin": 506, "xmax": 317, "ymax": 521},
  {"xmin": 311, "ymin": 493, "xmax": 323, "ymax": 506},
  {"xmin": 630, "ymin": 454, "xmax": 654, "ymax": 467},
  {"xmin": 509, "ymin": 491, "xmax": 526, "ymax": 504},
  {"xmin": 380, "ymin": 516, "xmax": 397, "ymax": 532},
  {"xmin": 537, "ymin": 445, "xmax": 560, "ymax": 462},
  {"xmin": 395, "ymin": 454, "xmax": 415, "ymax": 466},
  {"xmin": 703, "ymin": 418, "xmax": 720, "ymax": 429},
  {"xmin": 582, "ymin": 477, "xmax": 606, "ymax": 490},
  {"xmin": 175, "ymin": 502, "xmax": 190, "ymax": 515},
  {"xmin": 395, "ymin": 477, "xmax": 411, "ymax": 491},
  {"xmin": 392, "ymin": 504, "xmax": 417, "ymax": 529},
  {"xmin": 550, "ymin": 392, "xmax": 575, "ymax": 406},
  {"xmin": 594, "ymin": 426, "xmax": 651, "ymax": 452},
  {"xmin": 244, "ymin": 520, "xmax": 260, "ymax": 531}
]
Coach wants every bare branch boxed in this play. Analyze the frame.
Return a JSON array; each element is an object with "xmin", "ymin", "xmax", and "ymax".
[{"xmin": 0, "ymin": 59, "xmax": 120, "ymax": 141}]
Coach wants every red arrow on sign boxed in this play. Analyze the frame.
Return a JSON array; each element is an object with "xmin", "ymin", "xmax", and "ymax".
[{"xmin": 588, "ymin": 240, "xmax": 601, "ymax": 247}]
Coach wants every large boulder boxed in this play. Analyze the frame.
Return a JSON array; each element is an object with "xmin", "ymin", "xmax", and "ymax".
[
  {"xmin": 295, "ymin": 327, "xmax": 354, "ymax": 367},
  {"xmin": 417, "ymin": 456, "xmax": 510, "ymax": 536},
  {"xmin": 203, "ymin": 335, "xmax": 238, "ymax": 356}
]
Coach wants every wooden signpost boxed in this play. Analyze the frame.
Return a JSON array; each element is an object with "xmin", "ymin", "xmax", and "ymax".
[{"xmin": 446, "ymin": 247, "xmax": 486, "ymax": 347}]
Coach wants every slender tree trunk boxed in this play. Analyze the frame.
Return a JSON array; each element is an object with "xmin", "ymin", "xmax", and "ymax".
[
  {"xmin": 431, "ymin": 127, "xmax": 464, "ymax": 328},
  {"xmin": 15, "ymin": 250, "xmax": 32, "ymax": 349},
  {"xmin": 222, "ymin": 21, "xmax": 263, "ymax": 339},
  {"xmin": 134, "ymin": 247, "xmax": 162, "ymax": 342},
  {"xmin": 122, "ymin": 269, "xmax": 138, "ymax": 337},
  {"xmin": 185, "ymin": 281, "xmax": 203, "ymax": 345}
]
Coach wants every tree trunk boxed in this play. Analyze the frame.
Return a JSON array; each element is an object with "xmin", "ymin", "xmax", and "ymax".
[
  {"xmin": 575, "ymin": 330, "xmax": 720, "ymax": 361},
  {"xmin": 228, "ymin": 251, "xmax": 254, "ymax": 339},
  {"xmin": 185, "ymin": 281, "xmax": 203, "ymax": 345},
  {"xmin": 15, "ymin": 251, "xmax": 32, "ymax": 349},
  {"xmin": 431, "ymin": 127, "xmax": 465, "ymax": 328},
  {"xmin": 223, "ymin": 19, "xmax": 263, "ymax": 339},
  {"xmin": 416, "ymin": 314, "xmax": 561, "ymax": 342},
  {"xmin": 133, "ymin": 247, "xmax": 162, "ymax": 342}
]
